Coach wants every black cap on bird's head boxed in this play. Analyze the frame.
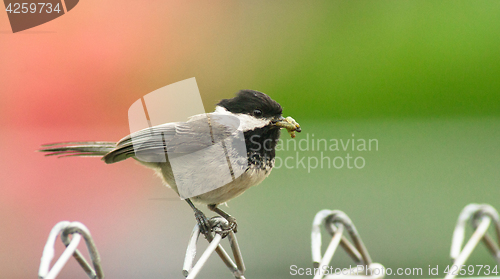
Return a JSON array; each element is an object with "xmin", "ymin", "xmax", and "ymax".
[
  {"xmin": 217, "ymin": 90, "xmax": 283, "ymax": 119},
  {"xmin": 217, "ymin": 89, "xmax": 301, "ymax": 137}
]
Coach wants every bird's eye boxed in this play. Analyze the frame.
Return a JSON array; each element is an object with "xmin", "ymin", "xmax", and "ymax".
[{"xmin": 253, "ymin": 109, "xmax": 263, "ymax": 117}]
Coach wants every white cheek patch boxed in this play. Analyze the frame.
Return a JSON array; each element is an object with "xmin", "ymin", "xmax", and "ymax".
[
  {"xmin": 234, "ymin": 113, "xmax": 270, "ymax": 131},
  {"xmin": 215, "ymin": 106, "xmax": 271, "ymax": 132}
]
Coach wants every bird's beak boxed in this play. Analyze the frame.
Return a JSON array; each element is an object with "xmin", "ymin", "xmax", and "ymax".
[{"xmin": 273, "ymin": 116, "xmax": 301, "ymax": 138}]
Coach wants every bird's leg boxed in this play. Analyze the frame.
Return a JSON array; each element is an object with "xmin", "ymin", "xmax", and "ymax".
[
  {"xmin": 185, "ymin": 199, "xmax": 211, "ymax": 236},
  {"xmin": 207, "ymin": 204, "xmax": 237, "ymax": 233}
]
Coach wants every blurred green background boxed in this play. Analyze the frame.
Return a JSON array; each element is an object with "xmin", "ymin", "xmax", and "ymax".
[
  {"xmin": 197, "ymin": 1, "xmax": 500, "ymax": 278},
  {"xmin": 1, "ymin": 1, "xmax": 500, "ymax": 278}
]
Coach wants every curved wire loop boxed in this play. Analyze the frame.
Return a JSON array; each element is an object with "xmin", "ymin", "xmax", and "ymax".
[
  {"xmin": 183, "ymin": 217, "xmax": 246, "ymax": 279},
  {"xmin": 446, "ymin": 203, "xmax": 500, "ymax": 279},
  {"xmin": 450, "ymin": 204, "xmax": 500, "ymax": 262},
  {"xmin": 311, "ymin": 210, "xmax": 384, "ymax": 279},
  {"xmin": 38, "ymin": 221, "xmax": 104, "ymax": 279}
]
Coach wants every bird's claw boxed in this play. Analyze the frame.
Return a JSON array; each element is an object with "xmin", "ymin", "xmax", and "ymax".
[
  {"xmin": 209, "ymin": 216, "xmax": 237, "ymax": 238},
  {"xmin": 194, "ymin": 209, "xmax": 211, "ymax": 236},
  {"xmin": 194, "ymin": 209, "xmax": 238, "ymax": 238},
  {"xmin": 225, "ymin": 216, "xmax": 238, "ymax": 233}
]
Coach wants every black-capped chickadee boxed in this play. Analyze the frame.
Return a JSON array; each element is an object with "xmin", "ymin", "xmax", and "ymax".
[{"xmin": 40, "ymin": 90, "xmax": 301, "ymax": 235}]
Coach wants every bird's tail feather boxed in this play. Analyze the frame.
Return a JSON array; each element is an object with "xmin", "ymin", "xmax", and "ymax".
[{"xmin": 39, "ymin": 141, "xmax": 116, "ymax": 158}]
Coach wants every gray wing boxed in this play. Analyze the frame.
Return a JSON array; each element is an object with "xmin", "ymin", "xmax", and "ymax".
[{"xmin": 103, "ymin": 113, "xmax": 240, "ymax": 164}]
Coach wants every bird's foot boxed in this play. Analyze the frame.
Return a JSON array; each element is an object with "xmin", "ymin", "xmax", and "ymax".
[
  {"xmin": 194, "ymin": 209, "xmax": 211, "ymax": 236},
  {"xmin": 225, "ymin": 216, "xmax": 238, "ymax": 233},
  {"xmin": 209, "ymin": 216, "xmax": 236, "ymax": 238},
  {"xmin": 206, "ymin": 204, "xmax": 238, "ymax": 235}
]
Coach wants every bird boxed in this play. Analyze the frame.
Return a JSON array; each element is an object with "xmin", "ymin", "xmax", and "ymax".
[{"xmin": 40, "ymin": 90, "xmax": 301, "ymax": 236}]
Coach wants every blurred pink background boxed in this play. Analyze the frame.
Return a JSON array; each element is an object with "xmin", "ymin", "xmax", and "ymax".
[{"xmin": 0, "ymin": 1, "xmax": 250, "ymax": 277}]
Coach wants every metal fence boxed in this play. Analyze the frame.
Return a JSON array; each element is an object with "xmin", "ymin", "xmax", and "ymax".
[{"xmin": 38, "ymin": 203, "xmax": 500, "ymax": 279}]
